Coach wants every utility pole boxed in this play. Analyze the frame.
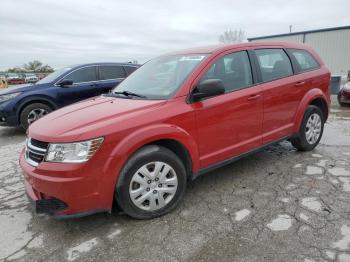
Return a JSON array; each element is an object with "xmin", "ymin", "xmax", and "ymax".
[{"xmin": 289, "ymin": 25, "xmax": 292, "ymax": 33}]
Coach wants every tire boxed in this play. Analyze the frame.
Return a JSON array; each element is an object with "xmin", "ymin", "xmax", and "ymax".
[
  {"xmin": 115, "ymin": 145, "xmax": 187, "ymax": 219},
  {"xmin": 20, "ymin": 103, "xmax": 52, "ymax": 130},
  {"xmin": 291, "ymin": 105, "xmax": 324, "ymax": 151}
]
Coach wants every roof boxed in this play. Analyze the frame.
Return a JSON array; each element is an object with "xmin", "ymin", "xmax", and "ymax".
[
  {"xmin": 248, "ymin": 25, "xmax": 350, "ymax": 41},
  {"xmin": 68, "ymin": 62, "xmax": 140, "ymax": 69},
  {"xmin": 163, "ymin": 41, "xmax": 310, "ymax": 56}
]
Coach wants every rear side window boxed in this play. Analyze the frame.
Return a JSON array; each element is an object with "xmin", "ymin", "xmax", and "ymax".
[
  {"xmin": 200, "ymin": 51, "xmax": 253, "ymax": 92},
  {"xmin": 99, "ymin": 66, "xmax": 126, "ymax": 80},
  {"xmin": 255, "ymin": 49, "xmax": 293, "ymax": 82},
  {"xmin": 63, "ymin": 66, "xmax": 97, "ymax": 83},
  {"xmin": 124, "ymin": 66, "xmax": 138, "ymax": 75},
  {"xmin": 288, "ymin": 49, "xmax": 320, "ymax": 72}
]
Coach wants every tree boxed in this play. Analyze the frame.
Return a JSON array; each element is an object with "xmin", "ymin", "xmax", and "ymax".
[
  {"xmin": 23, "ymin": 60, "xmax": 43, "ymax": 72},
  {"xmin": 38, "ymin": 64, "xmax": 54, "ymax": 73},
  {"xmin": 219, "ymin": 29, "xmax": 246, "ymax": 44},
  {"xmin": 7, "ymin": 67, "xmax": 25, "ymax": 73},
  {"xmin": 6, "ymin": 60, "xmax": 54, "ymax": 73}
]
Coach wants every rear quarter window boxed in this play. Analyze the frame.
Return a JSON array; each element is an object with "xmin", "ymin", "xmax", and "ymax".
[{"xmin": 288, "ymin": 49, "xmax": 320, "ymax": 72}]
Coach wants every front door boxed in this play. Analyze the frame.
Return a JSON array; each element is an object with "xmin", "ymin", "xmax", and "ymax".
[
  {"xmin": 192, "ymin": 50, "xmax": 263, "ymax": 169},
  {"xmin": 55, "ymin": 66, "xmax": 99, "ymax": 107}
]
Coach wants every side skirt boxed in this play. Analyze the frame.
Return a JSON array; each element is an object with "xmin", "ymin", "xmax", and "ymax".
[{"xmin": 192, "ymin": 136, "xmax": 291, "ymax": 180}]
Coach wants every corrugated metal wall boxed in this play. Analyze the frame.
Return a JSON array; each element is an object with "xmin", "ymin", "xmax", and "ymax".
[
  {"xmin": 252, "ymin": 34, "xmax": 304, "ymax": 43},
  {"xmin": 305, "ymin": 29, "xmax": 350, "ymax": 76},
  {"xmin": 250, "ymin": 28, "xmax": 350, "ymax": 76}
]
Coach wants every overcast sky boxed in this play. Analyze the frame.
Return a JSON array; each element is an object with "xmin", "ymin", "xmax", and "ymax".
[{"xmin": 0, "ymin": 0, "xmax": 349, "ymax": 70}]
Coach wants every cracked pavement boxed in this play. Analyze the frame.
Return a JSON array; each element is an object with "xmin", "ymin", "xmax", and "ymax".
[{"xmin": 0, "ymin": 97, "xmax": 350, "ymax": 262}]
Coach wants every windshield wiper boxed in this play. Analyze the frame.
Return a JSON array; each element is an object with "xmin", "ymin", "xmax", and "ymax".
[{"xmin": 113, "ymin": 91, "xmax": 147, "ymax": 98}]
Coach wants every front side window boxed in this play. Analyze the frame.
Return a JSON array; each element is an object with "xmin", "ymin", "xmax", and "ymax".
[
  {"xmin": 37, "ymin": 67, "xmax": 71, "ymax": 84},
  {"xmin": 62, "ymin": 66, "xmax": 97, "ymax": 84},
  {"xmin": 113, "ymin": 54, "xmax": 207, "ymax": 99},
  {"xmin": 99, "ymin": 66, "xmax": 125, "ymax": 80},
  {"xmin": 200, "ymin": 51, "xmax": 253, "ymax": 92},
  {"xmin": 255, "ymin": 49, "xmax": 293, "ymax": 82},
  {"xmin": 288, "ymin": 49, "xmax": 320, "ymax": 72}
]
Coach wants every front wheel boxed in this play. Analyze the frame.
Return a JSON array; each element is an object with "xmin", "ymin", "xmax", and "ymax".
[
  {"xmin": 291, "ymin": 105, "xmax": 324, "ymax": 151},
  {"xmin": 115, "ymin": 145, "xmax": 187, "ymax": 219},
  {"xmin": 20, "ymin": 103, "xmax": 52, "ymax": 130}
]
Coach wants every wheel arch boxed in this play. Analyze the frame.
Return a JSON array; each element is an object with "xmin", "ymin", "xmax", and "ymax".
[
  {"xmin": 105, "ymin": 124, "xmax": 199, "ymax": 182},
  {"xmin": 293, "ymin": 88, "xmax": 329, "ymax": 133},
  {"xmin": 17, "ymin": 96, "xmax": 58, "ymax": 122}
]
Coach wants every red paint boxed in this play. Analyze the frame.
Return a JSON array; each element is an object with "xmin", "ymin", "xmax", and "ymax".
[{"xmin": 20, "ymin": 42, "xmax": 330, "ymax": 217}]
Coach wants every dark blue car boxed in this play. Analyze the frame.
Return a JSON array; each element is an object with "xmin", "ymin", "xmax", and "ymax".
[{"xmin": 0, "ymin": 63, "xmax": 139, "ymax": 129}]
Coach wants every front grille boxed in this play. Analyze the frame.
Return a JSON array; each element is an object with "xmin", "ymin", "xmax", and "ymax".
[
  {"xmin": 25, "ymin": 138, "xmax": 48, "ymax": 167},
  {"xmin": 30, "ymin": 138, "xmax": 49, "ymax": 150}
]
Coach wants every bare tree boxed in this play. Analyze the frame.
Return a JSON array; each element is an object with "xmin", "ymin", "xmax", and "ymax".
[
  {"xmin": 24, "ymin": 60, "xmax": 43, "ymax": 72},
  {"xmin": 10, "ymin": 60, "xmax": 55, "ymax": 73},
  {"xmin": 219, "ymin": 29, "xmax": 246, "ymax": 44}
]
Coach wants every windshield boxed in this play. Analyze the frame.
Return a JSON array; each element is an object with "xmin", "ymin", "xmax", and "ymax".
[
  {"xmin": 36, "ymin": 67, "xmax": 71, "ymax": 84},
  {"xmin": 113, "ymin": 54, "xmax": 207, "ymax": 99}
]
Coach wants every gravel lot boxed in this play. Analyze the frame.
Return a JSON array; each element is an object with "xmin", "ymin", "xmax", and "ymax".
[{"xmin": 0, "ymin": 97, "xmax": 350, "ymax": 262}]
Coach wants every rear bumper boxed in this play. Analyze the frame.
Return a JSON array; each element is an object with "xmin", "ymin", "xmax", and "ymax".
[{"xmin": 20, "ymin": 150, "xmax": 113, "ymax": 218}]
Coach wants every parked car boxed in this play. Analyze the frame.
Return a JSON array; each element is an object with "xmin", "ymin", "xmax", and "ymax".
[
  {"xmin": 20, "ymin": 42, "xmax": 330, "ymax": 219},
  {"xmin": 25, "ymin": 73, "xmax": 39, "ymax": 84},
  {"xmin": 348, "ymin": 69, "xmax": 350, "ymax": 81},
  {"xmin": 338, "ymin": 82, "xmax": 350, "ymax": 106},
  {"xmin": 6, "ymin": 73, "xmax": 26, "ymax": 85},
  {"xmin": 0, "ymin": 63, "xmax": 139, "ymax": 129}
]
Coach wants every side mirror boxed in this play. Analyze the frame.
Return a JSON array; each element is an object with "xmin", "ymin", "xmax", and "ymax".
[
  {"xmin": 58, "ymin": 79, "xmax": 73, "ymax": 87},
  {"xmin": 190, "ymin": 79, "xmax": 225, "ymax": 102}
]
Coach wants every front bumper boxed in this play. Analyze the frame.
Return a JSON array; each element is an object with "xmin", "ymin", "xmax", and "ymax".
[
  {"xmin": 19, "ymin": 149, "xmax": 114, "ymax": 218},
  {"xmin": 339, "ymin": 89, "xmax": 350, "ymax": 104},
  {"xmin": 0, "ymin": 107, "xmax": 18, "ymax": 126}
]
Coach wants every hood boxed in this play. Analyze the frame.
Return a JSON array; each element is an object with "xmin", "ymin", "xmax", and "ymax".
[
  {"xmin": 29, "ymin": 96, "xmax": 167, "ymax": 142},
  {"xmin": 0, "ymin": 83, "xmax": 46, "ymax": 95}
]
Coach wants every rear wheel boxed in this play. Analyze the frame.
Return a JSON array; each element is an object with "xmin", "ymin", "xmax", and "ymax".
[
  {"xmin": 115, "ymin": 145, "xmax": 187, "ymax": 219},
  {"xmin": 20, "ymin": 103, "xmax": 52, "ymax": 130},
  {"xmin": 291, "ymin": 105, "xmax": 324, "ymax": 151}
]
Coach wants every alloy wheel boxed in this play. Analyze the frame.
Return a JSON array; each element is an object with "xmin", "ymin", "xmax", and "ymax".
[{"xmin": 27, "ymin": 108, "xmax": 48, "ymax": 125}]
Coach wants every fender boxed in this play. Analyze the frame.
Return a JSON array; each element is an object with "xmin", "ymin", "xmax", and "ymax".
[
  {"xmin": 103, "ymin": 123, "xmax": 200, "ymax": 177},
  {"xmin": 16, "ymin": 95, "xmax": 58, "ymax": 117},
  {"xmin": 292, "ymin": 88, "xmax": 329, "ymax": 133}
]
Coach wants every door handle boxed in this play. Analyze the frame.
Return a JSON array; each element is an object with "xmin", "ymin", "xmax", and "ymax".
[
  {"xmin": 247, "ymin": 94, "xmax": 261, "ymax": 101},
  {"xmin": 294, "ymin": 81, "xmax": 305, "ymax": 87}
]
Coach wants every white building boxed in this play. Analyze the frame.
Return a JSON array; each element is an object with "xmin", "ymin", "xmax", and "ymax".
[{"xmin": 248, "ymin": 26, "xmax": 350, "ymax": 76}]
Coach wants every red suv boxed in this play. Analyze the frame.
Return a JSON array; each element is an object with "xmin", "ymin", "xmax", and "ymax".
[{"xmin": 20, "ymin": 42, "xmax": 330, "ymax": 219}]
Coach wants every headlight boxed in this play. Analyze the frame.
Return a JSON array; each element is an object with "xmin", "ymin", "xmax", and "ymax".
[
  {"xmin": 45, "ymin": 137, "xmax": 104, "ymax": 163},
  {"xmin": 0, "ymin": 92, "xmax": 21, "ymax": 102}
]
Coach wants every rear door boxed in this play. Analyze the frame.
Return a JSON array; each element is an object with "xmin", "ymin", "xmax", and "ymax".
[
  {"xmin": 193, "ymin": 50, "xmax": 263, "ymax": 168},
  {"xmin": 97, "ymin": 65, "xmax": 126, "ymax": 94},
  {"xmin": 124, "ymin": 65, "xmax": 139, "ymax": 76},
  {"xmin": 253, "ymin": 48, "xmax": 303, "ymax": 144}
]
